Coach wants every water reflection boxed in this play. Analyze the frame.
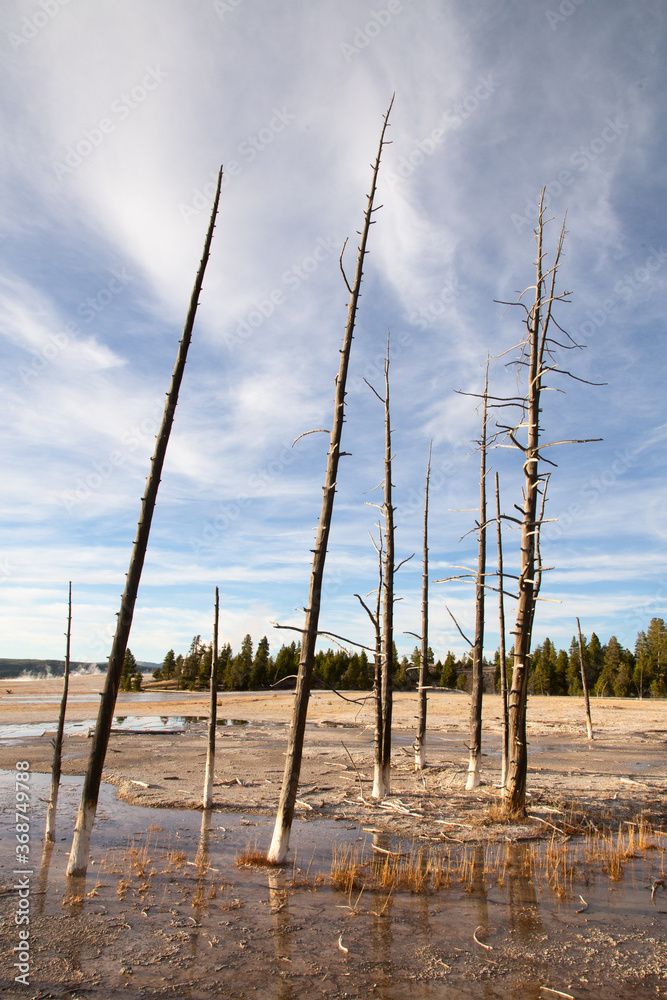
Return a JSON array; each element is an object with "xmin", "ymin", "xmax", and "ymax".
[
  {"xmin": 268, "ymin": 868, "xmax": 295, "ymax": 1000},
  {"xmin": 36, "ymin": 839, "xmax": 53, "ymax": 915},
  {"xmin": 504, "ymin": 842, "xmax": 542, "ymax": 939}
]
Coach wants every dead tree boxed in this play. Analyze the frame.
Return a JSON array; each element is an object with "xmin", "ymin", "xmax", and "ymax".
[
  {"xmin": 576, "ymin": 617, "xmax": 594, "ymax": 740},
  {"xmin": 67, "ymin": 167, "xmax": 223, "ymax": 877},
  {"xmin": 365, "ymin": 341, "xmax": 396, "ymax": 797},
  {"xmin": 466, "ymin": 366, "xmax": 489, "ymax": 790},
  {"xmin": 203, "ymin": 587, "xmax": 219, "ymax": 808},
  {"xmin": 495, "ymin": 473, "xmax": 509, "ymax": 791},
  {"xmin": 364, "ymin": 338, "xmax": 413, "ymax": 795},
  {"xmin": 497, "ymin": 191, "xmax": 601, "ymax": 814},
  {"xmin": 45, "ymin": 581, "xmax": 72, "ymax": 842},
  {"xmin": 267, "ymin": 99, "xmax": 394, "ymax": 863},
  {"xmin": 414, "ymin": 443, "xmax": 432, "ymax": 770},
  {"xmin": 355, "ymin": 526, "xmax": 384, "ymax": 798},
  {"xmin": 378, "ymin": 344, "xmax": 396, "ymax": 795}
]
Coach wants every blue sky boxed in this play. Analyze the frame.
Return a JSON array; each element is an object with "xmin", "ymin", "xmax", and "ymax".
[{"xmin": 0, "ymin": 0, "xmax": 665, "ymax": 665}]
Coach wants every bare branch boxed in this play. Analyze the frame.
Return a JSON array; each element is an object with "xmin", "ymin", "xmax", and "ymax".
[
  {"xmin": 292, "ymin": 428, "xmax": 330, "ymax": 447},
  {"xmin": 364, "ymin": 377, "xmax": 385, "ymax": 404},
  {"xmin": 354, "ymin": 593, "xmax": 378, "ymax": 630},
  {"xmin": 444, "ymin": 605, "xmax": 473, "ymax": 647},
  {"xmin": 339, "ymin": 237, "xmax": 353, "ymax": 295}
]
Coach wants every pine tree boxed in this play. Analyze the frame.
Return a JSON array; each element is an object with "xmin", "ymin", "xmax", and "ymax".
[
  {"xmin": 250, "ymin": 636, "xmax": 272, "ymax": 688},
  {"xmin": 217, "ymin": 643, "xmax": 232, "ymax": 686},
  {"xmin": 197, "ymin": 644, "xmax": 213, "ymax": 689},
  {"xmin": 121, "ymin": 649, "xmax": 138, "ymax": 692},
  {"xmin": 588, "ymin": 633, "xmax": 604, "ymax": 689},
  {"xmin": 161, "ymin": 649, "xmax": 177, "ymax": 680},
  {"xmin": 634, "ymin": 618, "xmax": 667, "ymax": 697},
  {"xmin": 439, "ymin": 651, "xmax": 458, "ymax": 688},
  {"xmin": 273, "ymin": 641, "xmax": 300, "ymax": 684},
  {"xmin": 595, "ymin": 635, "xmax": 623, "ymax": 696},
  {"xmin": 554, "ymin": 649, "xmax": 569, "ymax": 695},
  {"xmin": 567, "ymin": 635, "xmax": 585, "ymax": 695}
]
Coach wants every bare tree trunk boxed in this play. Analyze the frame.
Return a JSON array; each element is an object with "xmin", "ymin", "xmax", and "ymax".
[
  {"xmin": 495, "ymin": 474, "xmax": 509, "ymax": 793},
  {"xmin": 466, "ymin": 368, "xmax": 488, "ymax": 791},
  {"xmin": 380, "ymin": 346, "xmax": 394, "ymax": 795},
  {"xmin": 203, "ymin": 587, "xmax": 219, "ymax": 808},
  {"xmin": 371, "ymin": 530, "xmax": 384, "ymax": 799},
  {"xmin": 503, "ymin": 193, "xmax": 584, "ymax": 814},
  {"xmin": 414, "ymin": 443, "xmax": 432, "ymax": 771},
  {"xmin": 577, "ymin": 617, "xmax": 594, "ymax": 740},
  {"xmin": 504, "ymin": 214, "xmax": 546, "ymax": 815},
  {"xmin": 45, "ymin": 581, "xmax": 72, "ymax": 842},
  {"xmin": 267, "ymin": 100, "xmax": 394, "ymax": 863},
  {"xmin": 67, "ymin": 167, "xmax": 223, "ymax": 877}
]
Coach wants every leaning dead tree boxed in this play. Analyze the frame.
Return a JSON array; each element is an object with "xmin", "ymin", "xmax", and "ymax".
[
  {"xmin": 203, "ymin": 587, "xmax": 220, "ymax": 808},
  {"xmin": 67, "ymin": 167, "xmax": 223, "ymax": 877},
  {"xmin": 45, "ymin": 581, "xmax": 72, "ymax": 842},
  {"xmin": 576, "ymin": 617, "xmax": 594, "ymax": 740},
  {"xmin": 497, "ymin": 191, "xmax": 601, "ymax": 814},
  {"xmin": 267, "ymin": 98, "xmax": 394, "ymax": 863},
  {"xmin": 414, "ymin": 443, "xmax": 432, "ymax": 770}
]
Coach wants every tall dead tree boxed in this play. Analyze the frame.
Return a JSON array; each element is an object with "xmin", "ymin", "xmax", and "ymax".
[
  {"xmin": 364, "ymin": 337, "xmax": 413, "ymax": 795},
  {"xmin": 203, "ymin": 587, "xmax": 219, "ymax": 808},
  {"xmin": 466, "ymin": 366, "xmax": 489, "ymax": 790},
  {"xmin": 356, "ymin": 526, "xmax": 385, "ymax": 798},
  {"xmin": 576, "ymin": 617, "xmax": 594, "ymax": 740},
  {"xmin": 67, "ymin": 167, "xmax": 223, "ymax": 877},
  {"xmin": 414, "ymin": 443, "xmax": 432, "ymax": 770},
  {"xmin": 379, "ymin": 344, "xmax": 395, "ymax": 796},
  {"xmin": 495, "ymin": 473, "xmax": 509, "ymax": 791},
  {"xmin": 45, "ymin": 581, "xmax": 72, "ymax": 842},
  {"xmin": 498, "ymin": 192, "xmax": 601, "ymax": 814},
  {"xmin": 267, "ymin": 99, "xmax": 394, "ymax": 863}
]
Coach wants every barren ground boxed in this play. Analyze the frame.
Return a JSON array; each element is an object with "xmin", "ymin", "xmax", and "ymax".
[{"xmin": 1, "ymin": 676, "xmax": 667, "ymax": 836}]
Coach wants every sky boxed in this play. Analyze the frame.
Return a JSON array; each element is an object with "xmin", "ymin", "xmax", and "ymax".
[{"xmin": 0, "ymin": 0, "xmax": 665, "ymax": 667}]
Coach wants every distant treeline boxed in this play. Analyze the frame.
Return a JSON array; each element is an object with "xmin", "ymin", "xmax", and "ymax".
[{"xmin": 151, "ymin": 618, "xmax": 667, "ymax": 698}]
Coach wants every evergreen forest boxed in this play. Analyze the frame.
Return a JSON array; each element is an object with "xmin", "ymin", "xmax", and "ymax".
[{"xmin": 148, "ymin": 617, "xmax": 667, "ymax": 699}]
